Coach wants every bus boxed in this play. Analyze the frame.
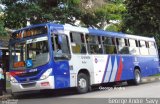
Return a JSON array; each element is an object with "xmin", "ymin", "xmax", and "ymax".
[{"xmin": 9, "ymin": 23, "xmax": 160, "ymax": 96}]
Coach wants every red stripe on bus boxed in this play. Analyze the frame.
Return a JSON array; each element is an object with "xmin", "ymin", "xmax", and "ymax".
[
  {"xmin": 116, "ymin": 57, "xmax": 123, "ymax": 81},
  {"xmin": 10, "ymin": 70, "xmax": 25, "ymax": 77}
]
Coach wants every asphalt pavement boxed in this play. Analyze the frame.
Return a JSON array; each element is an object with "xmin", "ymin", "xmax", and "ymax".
[{"xmin": 0, "ymin": 76, "xmax": 160, "ymax": 101}]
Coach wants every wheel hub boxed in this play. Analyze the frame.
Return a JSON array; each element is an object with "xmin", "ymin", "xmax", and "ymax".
[
  {"xmin": 135, "ymin": 72, "xmax": 140, "ymax": 83},
  {"xmin": 78, "ymin": 78, "xmax": 87, "ymax": 88}
]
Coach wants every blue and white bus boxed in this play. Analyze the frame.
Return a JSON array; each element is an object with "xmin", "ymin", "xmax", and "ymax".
[{"xmin": 9, "ymin": 23, "xmax": 160, "ymax": 96}]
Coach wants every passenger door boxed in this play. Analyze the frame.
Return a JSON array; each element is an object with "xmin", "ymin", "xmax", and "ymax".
[{"xmin": 52, "ymin": 34, "xmax": 71, "ymax": 89}]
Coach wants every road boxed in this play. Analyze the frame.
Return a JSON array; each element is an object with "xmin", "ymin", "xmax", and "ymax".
[{"xmin": 5, "ymin": 80, "xmax": 160, "ymax": 104}]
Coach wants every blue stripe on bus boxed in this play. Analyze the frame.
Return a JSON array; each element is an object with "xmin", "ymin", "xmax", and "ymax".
[
  {"xmin": 108, "ymin": 56, "xmax": 116, "ymax": 82},
  {"xmin": 102, "ymin": 55, "xmax": 110, "ymax": 83}
]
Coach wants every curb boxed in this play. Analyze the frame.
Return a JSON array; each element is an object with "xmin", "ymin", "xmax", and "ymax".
[
  {"xmin": 0, "ymin": 94, "xmax": 12, "ymax": 100},
  {"xmin": 142, "ymin": 76, "xmax": 160, "ymax": 83},
  {"xmin": 0, "ymin": 88, "xmax": 12, "ymax": 100}
]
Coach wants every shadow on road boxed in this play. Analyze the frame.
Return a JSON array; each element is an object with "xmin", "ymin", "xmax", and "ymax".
[
  {"xmin": 13, "ymin": 82, "xmax": 125, "ymax": 99},
  {"xmin": 13, "ymin": 88, "xmax": 78, "ymax": 99},
  {"xmin": 13, "ymin": 79, "xmax": 159, "ymax": 99}
]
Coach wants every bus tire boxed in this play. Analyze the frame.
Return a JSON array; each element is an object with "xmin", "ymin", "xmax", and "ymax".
[
  {"xmin": 127, "ymin": 69, "xmax": 141, "ymax": 85},
  {"xmin": 77, "ymin": 73, "xmax": 89, "ymax": 94}
]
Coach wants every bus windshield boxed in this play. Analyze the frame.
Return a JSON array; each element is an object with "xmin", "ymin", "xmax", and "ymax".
[{"xmin": 10, "ymin": 36, "xmax": 49, "ymax": 70}]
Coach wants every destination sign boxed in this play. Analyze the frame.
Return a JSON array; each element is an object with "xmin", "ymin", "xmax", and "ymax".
[
  {"xmin": 11, "ymin": 26, "xmax": 48, "ymax": 39},
  {"xmin": 13, "ymin": 61, "xmax": 25, "ymax": 68}
]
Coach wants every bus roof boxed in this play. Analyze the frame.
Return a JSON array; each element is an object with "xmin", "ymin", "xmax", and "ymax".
[
  {"xmin": 62, "ymin": 24, "xmax": 155, "ymax": 42},
  {"xmin": 13, "ymin": 23, "xmax": 155, "ymax": 42}
]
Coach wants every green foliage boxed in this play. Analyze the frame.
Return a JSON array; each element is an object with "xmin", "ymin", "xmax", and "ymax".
[
  {"xmin": 0, "ymin": 18, "xmax": 7, "ymax": 36},
  {"xmin": 81, "ymin": 0, "xmax": 126, "ymax": 29},
  {"xmin": 69, "ymin": 0, "xmax": 81, "ymax": 5},
  {"xmin": 106, "ymin": 23, "xmax": 122, "ymax": 32},
  {"xmin": 2, "ymin": 0, "xmax": 160, "ymax": 48},
  {"xmin": 1, "ymin": 0, "xmax": 83, "ymax": 29},
  {"xmin": 95, "ymin": 3, "xmax": 126, "ymax": 21},
  {"xmin": 3, "ymin": 2, "xmax": 28, "ymax": 29},
  {"xmin": 123, "ymin": 0, "xmax": 160, "ymax": 47},
  {"xmin": 0, "ymin": 5, "xmax": 7, "ymax": 36},
  {"xmin": 1, "ymin": 0, "xmax": 125, "ymax": 32}
]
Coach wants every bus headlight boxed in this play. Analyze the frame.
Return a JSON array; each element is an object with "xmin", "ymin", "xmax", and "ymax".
[
  {"xmin": 10, "ymin": 75, "xmax": 18, "ymax": 83},
  {"xmin": 40, "ymin": 68, "xmax": 52, "ymax": 80}
]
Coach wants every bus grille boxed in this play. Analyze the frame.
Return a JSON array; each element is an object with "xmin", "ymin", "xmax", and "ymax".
[
  {"xmin": 21, "ymin": 82, "xmax": 36, "ymax": 88},
  {"xmin": 20, "ymin": 77, "xmax": 39, "ymax": 83}
]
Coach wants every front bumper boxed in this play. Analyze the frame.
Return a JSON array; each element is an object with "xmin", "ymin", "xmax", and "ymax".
[{"xmin": 11, "ymin": 76, "xmax": 55, "ymax": 93}]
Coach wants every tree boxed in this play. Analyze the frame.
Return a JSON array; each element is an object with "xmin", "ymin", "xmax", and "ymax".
[
  {"xmin": 80, "ymin": 0, "xmax": 126, "ymax": 30},
  {"xmin": 0, "ymin": 5, "xmax": 7, "ymax": 36},
  {"xmin": 123, "ymin": 0, "xmax": 160, "ymax": 47},
  {"xmin": 1, "ymin": 0, "xmax": 125, "ymax": 32},
  {"xmin": 0, "ymin": 20, "xmax": 7, "ymax": 36},
  {"xmin": 1, "ymin": 0, "xmax": 83, "ymax": 29}
]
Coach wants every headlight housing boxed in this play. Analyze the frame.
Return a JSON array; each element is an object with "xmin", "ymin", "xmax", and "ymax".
[
  {"xmin": 10, "ymin": 75, "xmax": 18, "ymax": 83},
  {"xmin": 40, "ymin": 68, "xmax": 52, "ymax": 80}
]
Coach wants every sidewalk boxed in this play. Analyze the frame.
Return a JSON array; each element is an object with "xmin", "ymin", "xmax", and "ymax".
[
  {"xmin": 0, "ymin": 88, "xmax": 12, "ymax": 100},
  {"xmin": 0, "ymin": 75, "xmax": 160, "ymax": 100}
]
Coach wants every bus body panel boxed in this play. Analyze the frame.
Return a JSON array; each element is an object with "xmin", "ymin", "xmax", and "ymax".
[
  {"xmin": 137, "ymin": 56, "xmax": 159, "ymax": 76},
  {"xmin": 10, "ymin": 62, "xmax": 52, "ymax": 83},
  {"xmin": 94, "ymin": 55, "xmax": 135, "ymax": 83},
  {"xmin": 10, "ymin": 61, "xmax": 55, "ymax": 93},
  {"xmin": 68, "ymin": 54, "xmax": 94, "ymax": 86},
  {"xmin": 11, "ymin": 76, "xmax": 55, "ymax": 93},
  {"xmin": 52, "ymin": 60, "xmax": 70, "ymax": 89},
  {"xmin": 69, "ymin": 54, "xmax": 135, "ymax": 85},
  {"xmin": 120, "ymin": 55, "xmax": 135, "ymax": 81}
]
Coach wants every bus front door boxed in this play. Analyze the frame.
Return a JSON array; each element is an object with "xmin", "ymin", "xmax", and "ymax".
[
  {"xmin": 53, "ymin": 60, "xmax": 70, "ymax": 89},
  {"xmin": 52, "ymin": 34, "xmax": 71, "ymax": 89}
]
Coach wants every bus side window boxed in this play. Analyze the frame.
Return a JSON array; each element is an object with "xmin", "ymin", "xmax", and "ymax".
[
  {"xmin": 86, "ymin": 35, "xmax": 102, "ymax": 54},
  {"xmin": 60, "ymin": 35, "xmax": 70, "ymax": 55},
  {"xmin": 129, "ymin": 39, "xmax": 140, "ymax": 55},
  {"xmin": 139, "ymin": 40, "xmax": 149, "ymax": 55},
  {"xmin": 70, "ymin": 32, "xmax": 86, "ymax": 54},
  {"xmin": 81, "ymin": 45, "xmax": 86, "ymax": 53},
  {"xmin": 145, "ymin": 41, "xmax": 149, "ymax": 48},
  {"xmin": 102, "ymin": 36, "xmax": 117, "ymax": 54},
  {"xmin": 149, "ymin": 42, "xmax": 157, "ymax": 56},
  {"xmin": 117, "ymin": 38, "xmax": 129, "ymax": 54},
  {"xmin": 52, "ymin": 34, "xmax": 70, "ymax": 60}
]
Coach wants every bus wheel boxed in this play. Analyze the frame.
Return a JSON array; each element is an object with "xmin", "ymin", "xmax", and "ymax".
[
  {"xmin": 77, "ymin": 73, "xmax": 89, "ymax": 94},
  {"xmin": 127, "ymin": 69, "xmax": 141, "ymax": 85}
]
